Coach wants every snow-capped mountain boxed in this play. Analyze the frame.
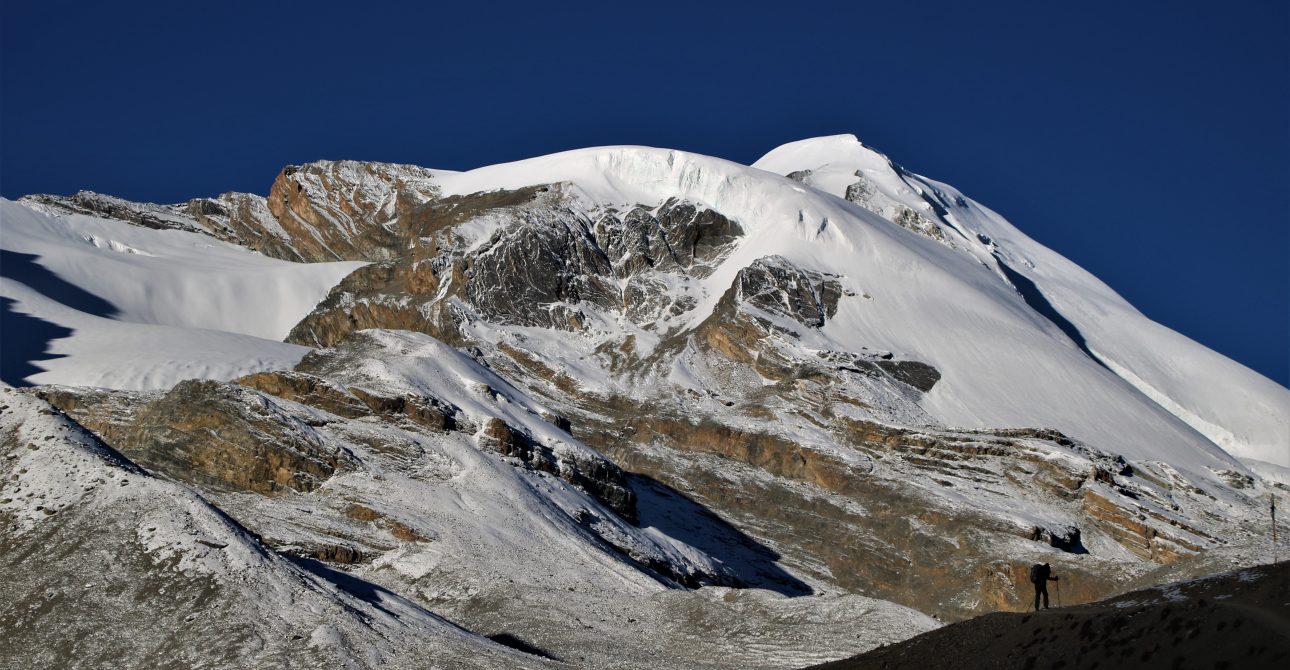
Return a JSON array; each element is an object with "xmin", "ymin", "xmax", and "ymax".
[
  {"xmin": 754, "ymin": 135, "xmax": 1288, "ymax": 476},
  {"xmin": 2, "ymin": 134, "xmax": 1285, "ymax": 669}
]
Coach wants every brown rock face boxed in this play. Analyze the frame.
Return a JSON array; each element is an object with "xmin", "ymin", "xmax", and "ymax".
[
  {"xmin": 480, "ymin": 416, "xmax": 638, "ymax": 523},
  {"xmin": 342, "ymin": 504, "xmax": 434, "ymax": 543},
  {"xmin": 561, "ymin": 396, "xmax": 1232, "ymax": 621},
  {"xmin": 40, "ymin": 381, "xmax": 356, "ymax": 496},
  {"xmin": 235, "ymin": 371, "xmax": 371, "ymax": 419},
  {"xmin": 286, "ymin": 261, "xmax": 457, "ymax": 348},
  {"xmin": 1081, "ymin": 487, "xmax": 1206, "ymax": 563},
  {"xmin": 286, "ymin": 183, "xmax": 746, "ymax": 347},
  {"xmin": 287, "ymin": 543, "xmax": 372, "ymax": 565},
  {"xmin": 237, "ymin": 370, "xmax": 460, "ymax": 432},
  {"xmin": 265, "ymin": 160, "xmax": 442, "ymax": 261},
  {"xmin": 178, "ymin": 192, "xmax": 314, "ymax": 262},
  {"xmin": 680, "ymin": 254, "xmax": 846, "ymax": 378},
  {"xmin": 347, "ymin": 387, "xmax": 457, "ymax": 432}
]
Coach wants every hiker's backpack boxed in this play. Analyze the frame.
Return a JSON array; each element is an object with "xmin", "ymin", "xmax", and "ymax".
[{"xmin": 1029, "ymin": 564, "xmax": 1041, "ymax": 584}]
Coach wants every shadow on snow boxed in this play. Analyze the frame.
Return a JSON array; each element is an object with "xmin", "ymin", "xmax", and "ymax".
[
  {"xmin": 631, "ymin": 473, "xmax": 814, "ymax": 596},
  {"xmin": 0, "ymin": 250, "xmax": 119, "ymax": 386}
]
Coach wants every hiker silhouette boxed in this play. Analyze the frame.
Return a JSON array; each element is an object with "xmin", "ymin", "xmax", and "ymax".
[{"xmin": 1029, "ymin": 562, "xmax": 1058, "ymax": 610}]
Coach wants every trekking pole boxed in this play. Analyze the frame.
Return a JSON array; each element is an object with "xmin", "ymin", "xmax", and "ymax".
[{"xmin": 1056, "ymin": 579, "xmax": 1061, "ymax": 608}]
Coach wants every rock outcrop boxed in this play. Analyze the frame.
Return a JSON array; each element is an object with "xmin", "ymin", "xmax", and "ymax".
[
  {"xmin": 286, "ymin": 184, "xmax": 745, "ymax": 346},
  {"xmin": 39, "ymin": 381, "xmax": 357, "ymax": 496},
  {"xmin": 733, "ymin": 255, "xmax": 842, "ymax": 329},
  {"xmin": 0, "ymin": 388, "xmax": 535, "ymax": 670},
  {"xmin": 595, "ymin": 198, "xmax": 743, "ymax": 275},
  {"xmin": 264, "ymin": 160, "xmax": 442, "ymax": 261},
  {"xmin": 575, "ymin": 404, "xmax": 1228, "ymax": 620},
  {"xmin": 841, "ymin": 169, "xmax": 948, "ymax": 242},
  {"xmin": 293, "ymin": 330, "xmax": 640, "ymax": 521}
]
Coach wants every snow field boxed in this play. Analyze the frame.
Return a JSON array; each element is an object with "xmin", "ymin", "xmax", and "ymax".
[{"xmin": 0, "ymin": 199, "xmax": 366, "ymax": 389}]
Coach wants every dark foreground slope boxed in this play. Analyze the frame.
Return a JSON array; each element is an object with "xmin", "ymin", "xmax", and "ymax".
[{"xmin": 807, "ymin": 561, "xmax": 1290, "ymax": 670}]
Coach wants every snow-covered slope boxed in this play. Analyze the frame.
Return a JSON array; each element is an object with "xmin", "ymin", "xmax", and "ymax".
[
  {"xmin": 754, "ymin": 134, "xmax": 1289, "ymax": 470},
  {"xmin": 0, "ymin": 199, "xmax": 366, "ymax": 389},
  {"xmin": 0, "ymin": 386, "xmax": 538, "ymax": 670},
  {"xmin": 383, "ymin": 140, "xmax": 1281, "ymax": 474},
  {"xmin": 25, "ymin": 333, "xmax": 943, "ymax": 668}
]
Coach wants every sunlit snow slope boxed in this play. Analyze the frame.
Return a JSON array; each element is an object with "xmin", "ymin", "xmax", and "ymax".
[
  {"xmin": 0, "ymin": 199, "xmax": 366, "ymax": 389},
  {"xmin": 753, "ymin": 135, "xmax": 1290, "ymax": 472},
  {"xmin": 426, "ymin": 139, "xmax": 1287, "ymax": 472}
]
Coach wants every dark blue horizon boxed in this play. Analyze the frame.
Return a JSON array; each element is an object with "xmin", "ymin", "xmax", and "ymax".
[{"xmin": 3, "ymin": 0, "xmax": 1287, "ymax": 385}]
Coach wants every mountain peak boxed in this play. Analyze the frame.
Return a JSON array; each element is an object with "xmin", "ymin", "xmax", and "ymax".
[{"xmin": 753, "ymin": 133, "xmax": 893, "ymax": 176}]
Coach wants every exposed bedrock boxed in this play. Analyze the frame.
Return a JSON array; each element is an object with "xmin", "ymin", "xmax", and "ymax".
[
  {"xmin": 554, "ymin": 398, "xmax": 1233, "ymax": 621},
  {"xmin": 594, "ymin": 197, "xmax": 744, "ymax": 276},
  {"xmin": 286, "ymin": 185, "xmax": 745, "ymax": 347},
  {"xmin": 38, "ymin": 381, "xmax": 356, "ymax": 496},
  {"xmin": 289, "ymin": 330, "xmax": 639, "ymax": 521},
  {"xmin": 480, "ymin": 417, "xmax": 637, "ymax": 523},
  {"xmin": 733, "ymin": 255, "xmax": 842, "ymax": 329}
]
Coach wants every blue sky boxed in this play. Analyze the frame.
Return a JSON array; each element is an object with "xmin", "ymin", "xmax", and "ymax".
[{"xmin": 2, "ymin": 0, "xmax": 1287, "ymax": 384}]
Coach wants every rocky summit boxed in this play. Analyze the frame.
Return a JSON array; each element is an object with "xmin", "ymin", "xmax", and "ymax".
[{"xmin": 2, "ymin": 134, "xmax": 1287, "ymax": 669}]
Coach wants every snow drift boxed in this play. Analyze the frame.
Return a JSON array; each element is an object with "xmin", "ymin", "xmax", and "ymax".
[{"xmin": 0, "ymin": 199, "xmax": 365, "ymax": 389}]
